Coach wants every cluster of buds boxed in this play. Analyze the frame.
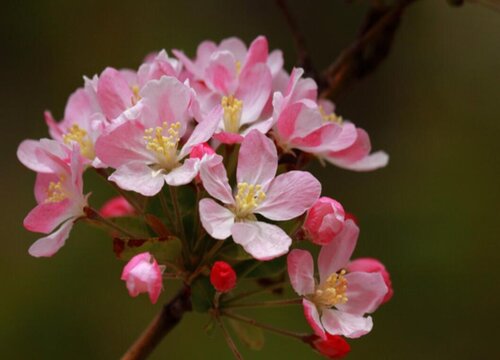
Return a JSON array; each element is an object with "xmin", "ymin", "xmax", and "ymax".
[{"xmin": 18, "ymin": 36, "xmax": 392, "ymax": 358}]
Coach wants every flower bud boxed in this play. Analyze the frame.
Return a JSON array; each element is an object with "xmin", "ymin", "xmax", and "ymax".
[
  {"xmin": 121, "ymin": 252, "xmax": 164, "ymax": 304},
  {"xmin": 347, "ymin": 257, "xmax": 393, "ymax": 304},
  {"xmin": 344, "ymin": 211, "xmax": 358, "ymax": 225},
  {"xmin": 189, "ymin": 142, "xmax": 215, "ymax": 159},
  {"xmin": 210, "ymin": 261, "xmax": 237, "ymax": 293},
  {"xmin": 304, "ymin": 197, "xmax": 345, "ymax": 245},
  {"xmin": 100, "ymin": 196, "xmax": 135, "ymax": 218},
  {"xmin": 311, "ymin": 334, "xmax": 350, "ymax": 359}
]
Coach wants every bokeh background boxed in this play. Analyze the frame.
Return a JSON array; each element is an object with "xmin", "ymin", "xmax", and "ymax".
[{"xmin": 1, "ymin": 0, "xmax": 499, "ymax": 359}]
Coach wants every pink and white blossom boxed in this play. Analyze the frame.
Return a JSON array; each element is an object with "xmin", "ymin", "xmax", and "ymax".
[
  {"xmin": 347, "ymin": 257, "xmax": 393, "ymax": 304},
  {"xmin": 287, "ymin": 220, "xmax": 388, "ymax": 339},
  {"xmin": 304, "ymin": 197, "xmax": 345, "ymax": 245},
  {"xmin": 199, "ymin": 130, "xmax": 321, "ymax": 260},
  {"xmin": 95, "ymin": 76, "xmax": 221, "ymax": 196},
  {"xmin": 121, "ymin": 252, "xmax": 164, "ymax": 304}
]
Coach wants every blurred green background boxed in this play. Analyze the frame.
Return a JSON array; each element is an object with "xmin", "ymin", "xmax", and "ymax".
[{"xmin": 1, "ymin": 0, "xmax": 499, "ymax": 359}]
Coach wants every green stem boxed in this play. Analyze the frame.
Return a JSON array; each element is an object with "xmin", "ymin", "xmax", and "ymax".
[
  {"xmin": 159, "ymin": 191, "xmax": 175, "ymax": 229},
  {"xmin": 169, "ymin": 186, "xmax": 185, "ymax": 241},
  {"xmin": 215, "ymin": 314, "xmax": 244, "ymax": 360},
  {"xmin": 222, "ymin": 311, "xmax": 307, "ymax": 341},
  {"xmin": 224, "ymin": 298, "xmax": 302, "ymax": 310},
  {"xmin": 85, "ymin": 207, "xmax": 138, "ymax": 238}
]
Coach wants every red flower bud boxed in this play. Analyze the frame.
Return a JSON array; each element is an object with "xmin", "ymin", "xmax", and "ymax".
[
  {"xmin": 304, "ymin": 197, "xmax": 345, "ymax": 245},
  {"xmin": 312, "ymin": 334, "xmax": 350, "ymax": 359},
  {"xmin": 210, "ymin": 261, "xmax": 237, "ymax": 293},
  {"xmin": 189, "ymin": 142, "xmax": 215, "ymax": 159}
]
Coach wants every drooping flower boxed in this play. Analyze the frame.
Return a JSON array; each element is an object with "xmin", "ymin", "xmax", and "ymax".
[
  {"xmin": 199, "ymin": 130, "xmax": 321, "ymax": 260},
  {"xmin": 20, "ymin": 144, "xmax": 88, "ymax": 257},
  {"xmin": 287, "ymin": 220, "xmax": 388, "ymax": 338},
  {"xmin": 304, "ymin": 197, "xmax": 345, "ymax": 245},
  {"xmin": 174, "ymin": 36, "xmax": 279, "ymax": 143},
  {"xmin": 210, "ymin": 261, "xmax": 237, "ymax": 293},
  {"xmin": 95, "ymin": 76, "xmax": 221, "ymax": 196},
  {"xmin": 347, "ymin": 258, "xmax": 393, "ymax": 304},
  {"xmin": 121, "ymin": 252, "xmax": 164, "ymax": 304},
  {"xmin": 100, "ymin": 196, "xmax": 135, "ymax": 218}
]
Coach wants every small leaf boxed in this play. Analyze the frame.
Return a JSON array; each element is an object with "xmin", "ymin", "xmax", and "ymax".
[
  {"xmin": 145, "ymin": 214, "xmax": 172, "ymax": 237},
  {"xmin": 191, "ymin": 276, "xmax": 215, "ymax": 313},
  {"xmin": 228, "ymin": 318, "xmax": 265, "ymax": 350}
]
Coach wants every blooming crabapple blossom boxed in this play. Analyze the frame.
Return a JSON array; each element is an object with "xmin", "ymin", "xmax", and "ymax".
[
  {"xmin": 198, "ymin": 130, "xmax": 321, "ymax": 260},
  {"xmin": 95, "ymin": 76, "xmax": 221, "ymax": 196},
  {"xmin": 348, "ymin": 257, "xmax": 394, "ymax": 304},
  {"xmin": 174, "ymin": 36, "xmax": 279, "ymax": 144},
  {"xmin": 100, "ymin": 196, "xmax": 135, "ymax": 218},
  {"xmin": 304, "ymin": 197, "xmax": 345, "ymax": 245},
  {"xmin": 210, "ymin": 261, "xmax": 237, "ymax": 293},
  {"xmin": 121, "ymin": 252, "xmax": 164, "ymax": 304},
  {"xmin": 272, "ymin": 68, "xmax": 359, "ymax": 155},
  {"xmin": 287, "ymin": 220, "xmax": 388, "ymax": 338},
  {"xmin": 20, "ymin": 145, "xmax": 88, "ymax": 257}
]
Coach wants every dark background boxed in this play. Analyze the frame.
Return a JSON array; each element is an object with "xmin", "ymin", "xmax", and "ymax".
[{"xmin": 1, "ymin": 0, "xmax": 499, "ymax": 359}]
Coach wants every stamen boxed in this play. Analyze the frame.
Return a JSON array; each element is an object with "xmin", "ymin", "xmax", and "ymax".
[
  {"xmin": 312, "ymin": 269, "xmax": 348, "ymax": 308},
  {"xmin": 144, "ymin": 122, "xmax": 181, "ymax": 170},
  {"xmin": 234, "ymin": 182, "xmax": 266, "ymax": 219},
  {"xmin": 63, "ymin": 124, "xmax": 95, "ymax": 159},
  {"xmin": 131, "ymin": 85, "xmax": 141, "ymax": 105},
  {"xmin": 221, "ymin": 95, "xmax": 243, "ymax": 133},
  {"xmin": 45, "ymin": 178, "xmax": 67, "ymax": 203},
  {"xmin": 235, "ymin": 60, "xmax": 242, "ymax": 75},
  {"xmin": 319, "ymin": 106, "xmax": 343, "ymax": 124}
]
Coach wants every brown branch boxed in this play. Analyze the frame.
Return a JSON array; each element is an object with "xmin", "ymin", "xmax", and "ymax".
[
  {"xmin": 320, "ymin": 0, "xmax": 417, "ymax": 100},
  {"xmin": 121, "ymin": 286, "xmax": 192, "ymax": 360},
  {"xmin": 275, "ymin": 0, "xmax": 315, "ymax": 77}
]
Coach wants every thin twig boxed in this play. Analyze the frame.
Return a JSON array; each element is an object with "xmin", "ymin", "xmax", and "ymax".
[
  {"xmin": 215, "ymin": 315, "xmax": 244, "ymax": 360},
  {"xmin": 84, "ymin": 207, "xmax": 138, "ymax": 238},
  {"xmin": 225, "ymin": 298, "xmax": 302, "ymax": 310},
  {"xmin": 224, "ymin": 282, "xmax": 287, "ymax": 305}
]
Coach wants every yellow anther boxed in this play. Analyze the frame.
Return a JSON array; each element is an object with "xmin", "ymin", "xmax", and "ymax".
[
  {"xmin": 311, "ymin": 269, "xmax": 348, "ymax": 308},
  {"xmin": 235, "ymin": 60, "xmax": 242, "ymax": 75},
  {"xmin": 45, "ymin": 178, "xmax": 67, "ymax": 203},
  {"xmin": 63, "ymin": 124, "xmax": 95, "ymax": 159},
  {"xmin": 319, "ymin": 106, "xmax": 343, "ymax": 124},
  {"xmin": 144, "ymin": 122, "xmax": 181, "ymax": 170},
  {"xmin": 234, "ymin": 182, "xmax": 266, "ymax": 219},
  {"xmin": 131, "ymin": 85, "xmax": 141, "ymax": 105},
  {"xmin": 221, "ymin": 95, "xmax": 243, "ymax": 133}
]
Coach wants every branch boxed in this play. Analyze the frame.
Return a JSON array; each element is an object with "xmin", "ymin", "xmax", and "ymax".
[
  {"xmin": 121, "ymin": 286, "xmax": 192, "ymax": 360},
  {"xmin": 320, "ymin": 0, "xmax": 417, "ymax": 100}
]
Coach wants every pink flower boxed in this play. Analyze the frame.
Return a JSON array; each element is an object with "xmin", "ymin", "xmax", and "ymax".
[
  {"xmin": 95, "ymin": 76, "xmax": 221, "ymax": 196},
  {"xmin": 121, "ymin": 252, "xmax": 164, "ymax": 304},
  {"xmin": 210, "ymin": 261, "xmax": 237, "ymax": 293},
  {"xmin": 304, "ymin": 197, "xmax": 345, "ymax": 245},
  {"xmin": 99, "ymin": 196, "xmax": 135, "ymax": 218},
  {"xmin": 311, "ymin": 334, "xmax": 350, "ymax": 359},
  {"xmin": 347, "ymin": 258, "xmax": 393, "ymax": 304},
  {"xmin": 199, "ymin": 130, "xmax": 321, "ymax": 260},
  {"xmin": 19, "ymin": 144, "xmax": 88, "ymax": 257},
  {"xmin": 287, "ymin": 220, "xmax": 388, "ymax": 339},
  {"xmin": 175, "ymin": 36, "xmax": 279, "ymax": 144},
  {"xmin": 272, "ymin": 68, "xmax": 358, "ymax": 155}
]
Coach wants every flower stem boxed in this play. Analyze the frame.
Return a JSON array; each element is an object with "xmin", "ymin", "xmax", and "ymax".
[
  {"xmin": 159, "ymin": 191, "xmax": 175, "ymax": 229},
  {"xmin": 215, "ymin": 314, "xmax": 244, "ymax": 360},
  {"xmin": 224, "ymin": 282, "xmax": 286, "ymax": 304},
  {"xmin": 224, "ymin": 298, "xmax": 302, "ymax": 310},
  {"xmin": 84, "ymin": 207, "xmax": 138, "ymax": 238},
  {"xmin": 221, "ymin": 311, "xmax": 308, "ymax": 341},
  {"xmin": 169, "ymin": 186, "xmax": 185, "ymax": 241}
]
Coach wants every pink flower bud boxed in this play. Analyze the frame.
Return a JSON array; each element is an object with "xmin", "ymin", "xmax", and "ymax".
[
  {"xmin": 121, "ymin": 252, "xmax": 164, "ymax": 304},
  {"xmin": 347, "ymin": 257, "xmax": 393, "ymax": 304},
  {"xmin": 311, "ymin": 334, "xmax": 350, "ymax": 359},
  {"xmin": 189, "ymin": 142, "xmax": 215, "ymax": 159},
  {"xmin": 210, "ymin": 261, "xmax": 237, "ymax": 293},
  {"xmin": 344, "ymin": 211, "xmax": 358, "ymax": 225},
  {"xmin": 303, "ymin": 197, "xmax": 345, "ymax": 245},
  {"xmin": 100, "ymin": 196, "xmax": 135, "ymax": 218}
]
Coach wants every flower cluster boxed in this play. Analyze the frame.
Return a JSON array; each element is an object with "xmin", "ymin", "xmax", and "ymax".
[{"xmin": 18, "ymin": 35, "xmax": 392, "ymax": 358}]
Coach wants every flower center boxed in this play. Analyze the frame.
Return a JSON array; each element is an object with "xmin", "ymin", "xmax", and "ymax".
[
  {"xmin": 144, "ymin": 122, "xmax": 181, "ymax": 170},
  {"xmin": 234, "ymin": 182, "xmax": 266, "ymax": 219},
  {"xmin": 45, "ymin": 178, "xmax": 67, "ymax": 203},
  {"xmin": 312, "ymin": 270, "xmax": 348, "ymax": 308},
  {"xmin": 319, "ymin": 106, "xmax": 343, "ymax": 124},
  {"xmin": 221, "ymin": 95, "xmax": 243, "ymax": 133},
  {"xmin": 63, "ymin": 124, "xmax": 95, "ymax": 159}
]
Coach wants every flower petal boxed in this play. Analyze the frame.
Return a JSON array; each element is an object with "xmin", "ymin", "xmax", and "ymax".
[
  {"xmin": 109, "ymin": 163, "xmax": 165, "ymax": 197},
  {"xmin": 204, "ymin": 51, "xmax": 238, "ymax": 95},
  {"xmin": 321, "ymin": 309, "xmax": 373, "ymax": 339},
  {"xmin": 97, "ymin": 67, "xmax": 133, "ymax": 120},
  {"xmin": 164, "ymin": 158, "xmax": 200, "ymax": 186},
  {"xmin": 303, "ymin": 299, "xmax": 326, "ymax": 339},
  {"xmin": 24, "ymin": 199, "xmax": 73, "ymax": 234},
  {"xmin": 231, "ymin": 221, "xmax": 291, "ymax": 261},
  {"xmin": 237, "ymin": 130, "xmax": 277, "ymax": 188},
  {"xmin": 287, "ymin": 249, "xmax": 315, "ymax": 296},
  {"xmin": 318, "ymin": 220, "xmax": 359, "ymax": 283},
  {"xmin": 242, "ymin": 35, "xmax": 268, "ymax": 72},
  {"xmin": 237, "ymin": 63, "xmax": 272, "ymax": 125},
  {"xmin": 199, "ymin": 198, "xmax": 234, "ymax": 240},
  {"xmin": 256, "ymin": 171, "xmax": 321, "ymax": 221},
  {"xmin": 337, "ymin": 272, "xmax": 388, "ymax": 315},
  {"xmin": 28, "ymin": 219, "xmax": 74, "ymax": 258},
  {"xmin": 199, "ymin": 154, "xmax": 234, "ymax": 204}
]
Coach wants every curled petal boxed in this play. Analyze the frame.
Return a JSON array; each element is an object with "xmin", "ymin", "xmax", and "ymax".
[
  {"xmin": 24, "ymin": 200, "xmax": 73, "ymax": 234},
  {"xmin": 303, "ymin": 299, "xmax": 326, "ymax": 339},
  {"xmin": 338, "ymin": 272, "xmax": 388, "ymax": 316},
  {"xmin": 28, "ymin": 219, "xmax": 74, "ymax": 258}
]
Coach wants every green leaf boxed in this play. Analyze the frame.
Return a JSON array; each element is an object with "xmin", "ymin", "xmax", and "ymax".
[
  {"xmin": 190, "ymin": 276, "xmax": 215, "ymax": 313},
  {"xmin": 228, "ymin": 318, "xmax": 265, "ymax": 350}
]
